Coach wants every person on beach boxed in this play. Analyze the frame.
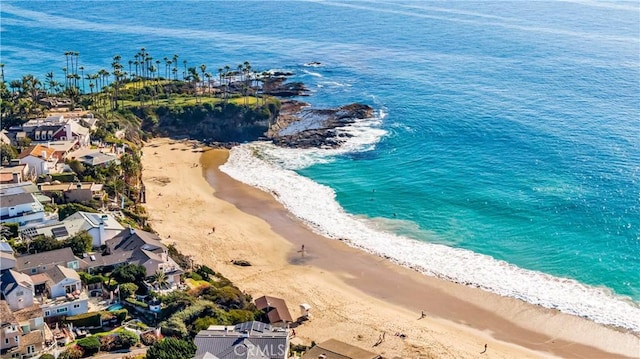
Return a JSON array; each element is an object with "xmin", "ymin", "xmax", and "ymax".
[
  {"xmin": 419, "ymin": 310, "xmax": 426, "ymax": 319},
  {"xmin": 480, "ymin": 344, "xmax": 487, "ymax": 354}
]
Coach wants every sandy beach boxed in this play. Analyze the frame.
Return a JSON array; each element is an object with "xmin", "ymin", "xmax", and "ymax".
[{"xmin": 141, "ymin": 138, "xmax": 639, "ymax": 359}]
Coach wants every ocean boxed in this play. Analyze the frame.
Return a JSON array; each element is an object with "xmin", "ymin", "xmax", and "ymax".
[{"xmin": 2, "ymin": 1, "xmax": 639, "ymax": 331}]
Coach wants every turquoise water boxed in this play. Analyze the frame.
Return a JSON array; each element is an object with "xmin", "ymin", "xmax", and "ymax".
[{"xmin": 2, "ymin": 1, "xmax": 639, "ymax": 330}]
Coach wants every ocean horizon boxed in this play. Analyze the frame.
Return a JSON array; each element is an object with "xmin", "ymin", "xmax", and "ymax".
[{"xmin": 2, "ymin": 1, "xmax": 639, "ymax": 332}]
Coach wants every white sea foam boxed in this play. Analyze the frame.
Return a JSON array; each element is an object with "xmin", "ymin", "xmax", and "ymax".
[
  {"xmin": 301, "ymin": 69, "xmax": 323, "ymax": 78},
  {"xmin": 264, "ymin": 109, "xmax": 387, "ymax": 170},
  {"xmin": 220, "ymin": 113, "xmax": 640, "ymax": 333}
]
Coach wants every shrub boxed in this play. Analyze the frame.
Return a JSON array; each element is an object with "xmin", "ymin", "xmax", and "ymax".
[
  {"xmin": 112, "ymin": 308, "xmax": 128, "ymax": 323},
  {"xmin": 125, "ymin": 297, "xmax": 149, "ymax": 309},
  {"xmin": 59, "ymin": 346, "xmax": 83, "ymax": 359},
  {"xmin": 146, "ymin": 338, "xmax": 196, "ymax": 359},
  {"xmin": 140, "ymin": 331, "xmax": 159, "ymax": 346},
  {"xmin": 40, "ymin": 354, "xmax": 55, "ymax": 359},
  {"xmin": 76, "ymin": 336, "xmax": 101, "ymax": 356},
  {"xmin": 100, "ymin": 335, "xmax": 117, "ymax": 352},
  {"xmin": 116, "ymin": 329, "xmax": 139, "ymax": 349}
]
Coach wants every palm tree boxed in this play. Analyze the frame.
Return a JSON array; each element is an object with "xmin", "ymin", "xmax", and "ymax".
[
  {"xmin": 199, "ymin": 64, "xmax": 207, "ymax": 98},
  {"xmin": 0, "ymin": 63, "xmax": 5, "ymax": 84},
  {"xmin": 151, "ymin": 270, "xmax": 168, "ymax": 290},
  {"xmin": 45, "ymin": 72, "xmax": 55, "ymax": 94},
  {"xmin": 79, "ymin": 67, "xmax": 85, "ymax": 93}
]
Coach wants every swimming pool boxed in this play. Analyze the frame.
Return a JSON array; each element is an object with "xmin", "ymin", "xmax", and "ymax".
[{"xmin": 107, "ymin": 303, "xmax": 123, "ymax": 311}]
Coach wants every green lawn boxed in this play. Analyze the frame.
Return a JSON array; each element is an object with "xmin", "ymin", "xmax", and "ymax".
[{"xmin": 120, "ymin": 95, "xmax": 262, "ymax": 108}]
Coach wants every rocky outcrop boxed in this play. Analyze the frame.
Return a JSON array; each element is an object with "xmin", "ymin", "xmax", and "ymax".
[
  {"xmin": 268, "ymin": 102, "xmax": 374, "ymax": 148},
  {"xmin": 262, "ymin": 77, "xmax": 309, "ymax": 97}
]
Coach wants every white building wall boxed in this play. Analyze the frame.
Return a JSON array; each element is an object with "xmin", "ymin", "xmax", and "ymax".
[{"xmin": 4, "ymin": 285, "xmax": 34, "ymax": 311}]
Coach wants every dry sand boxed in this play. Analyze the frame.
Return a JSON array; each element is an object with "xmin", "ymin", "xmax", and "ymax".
[{"xmin": 141, "ymin": 138, "xmax": 639, "ymax": 359}]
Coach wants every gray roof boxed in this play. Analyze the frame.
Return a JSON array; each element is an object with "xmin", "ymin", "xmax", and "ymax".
[
  {"xmin": 15, "ymin": 247, "xmax": 77, "ymax": 271},
  {"xmin": 84, "ymin": 229, "xmax": 181, "ymax": 276},
  {"xmin": 195, "ymin": 321, "xmax": 289, "ymax": 359},
  {"xmin": 1, "ymin": 192, "xmax": 36, "ymax": 207},
  {"xmin": 78, "ymin": 152, "xmax": 118, "ymax": 166},
  {"xmin": 45, "ymin": 265, "xmax": 79, "ymax": 284}
]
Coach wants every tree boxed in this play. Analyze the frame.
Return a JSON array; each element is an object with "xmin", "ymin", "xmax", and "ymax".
[
  {"xmin": 67, "ymin": 158, "xmax": 85, "ymax": 176},
  {"xmin": 0, "ymin": 143, "xmax": 18, "ymax": 164},
  {"xmin": 146, "ymin": 338, "xmax": 196, "ymax": 359},
  {"xmin": 64, "ymin": 231, "xmax": 93, "ymax": 256},
  {"xmin": 151, "ymin": 270, "xmax": 168, "ymax": 289},
  {"xmin": 118, "ymin": 282, "xmax": 138, "ymax": 298},
  {"xmin": 76, "ymin": 336, "xmax": 101, "ymax": 356},
  {"xmin": 111, "ymin": 263, "xmax": 146, "ymax": 284}
]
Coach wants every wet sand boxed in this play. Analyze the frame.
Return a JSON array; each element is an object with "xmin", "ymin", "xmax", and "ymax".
[{"xmin": 142, "ymin": 138, "xmax": 639, "ymax": 358}]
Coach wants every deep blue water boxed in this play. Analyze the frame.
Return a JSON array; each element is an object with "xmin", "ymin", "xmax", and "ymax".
[{"xmin": 2, "ymin": 1, "xmax": 639, "ymax": 329}]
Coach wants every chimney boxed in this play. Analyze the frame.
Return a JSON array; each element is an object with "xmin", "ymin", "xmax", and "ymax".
[
  {"xmin": 12, "ymin": 172, "xmax": 19, "ymax": 183},
  {"xmin": 129, "ymin": 226, "xmax": 134, "ymax": 235},
  {"xmin": 76, "ymin": 183, "xmax": 82, "ymax": 189},
  {"xmin": 41, "ymin": 150, "xmax": 47, "ymax": 159},
  {"xmin": 65, "ymin": 123, "xmax": 72, "ymax": 140}
]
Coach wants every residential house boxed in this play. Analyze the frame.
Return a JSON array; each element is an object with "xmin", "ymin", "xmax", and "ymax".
[
  {"xmin": 0, "ymin": 164, "xmax": 31, "ymax": 184},
  {"xmin": 301, "ymin": 339, "xmax": 381, "ymax": 359},
  {"xmin": 0, "ymin": 301, "xmax": 53, "ymax": 359},
  {"xmin": 17, "ymin": 145, "xmax": 57, "ymax": 176},
  {"xmin": 254, "ymin": 296, "xmax": 294, "ymax": 328},
  {"xmin": 38, "ymin": 183, "xmax": 104, "ymax": 205},
  {"xmin": 82, "ymin": 229, "xmax": 183, "ymax": 289},
  {"xmin": 19, "ymin": 222, "xmax": 73, "ymax": 242},
  {"xmin": 194, "ymin": 321, "xmax": 290, "ymax": 359},
  {"xmin": 21, "ymin": 116, "xmax": 90, "ymax": 147},
  {"xmin": 14, "ymin": 248, "xmax": 80, "ymax": 275},
  {"xmin": 77, "ymin": 151, "xmax": 119, "ymax": 167},
  {"xmin": 0, "ymin": 301, "xmax": 20, "ymax": 357},
  {"xmin": 0, "ymin": 193, "xmax": 45, "ymax": 228},
  {"xmin": 40, "ymin": 140, "xmax": 76, "ymax": 162},
  {"xmin": 36, "ymin": 266, "xmax": 88, "ymax": 319},
  {"xmin": 0, "ymin": 270, "xmax": 34, "ymax": 311},
  {"xmin": 63, "ymin": 212, "xmax": 122, "ymax": 248}
]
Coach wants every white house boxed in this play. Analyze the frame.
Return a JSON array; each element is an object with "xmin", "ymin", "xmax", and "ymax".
[
  {"xmin": 17, "ymin": 145, "xmax": 57, "ymax": 176},
  {"xmin": 37, "ymin": 266, "xmax": 88, "ymax": 319},
  {"xmin": 0, "ymin": 301, "xmax": 50, "ymax": 359},
  {"xmin": 0, "ymin": 270, "xmax": 34, "ymax": 311},
  {"xmin": 63, "ymin": 212, "xmax": 125, "ymax": 248},
  {"xmin": 0, "ymin": 193, "xmax": 46, "ymax": 227}
]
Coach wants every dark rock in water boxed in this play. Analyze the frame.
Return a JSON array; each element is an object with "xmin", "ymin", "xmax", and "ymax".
[
  {"xmin": 262, "ymin": 77, "xmax": 309, "ymax": 97},
  {"xmin": 268, "ymin": 102, "xmax": 374, "ymax": 149}
]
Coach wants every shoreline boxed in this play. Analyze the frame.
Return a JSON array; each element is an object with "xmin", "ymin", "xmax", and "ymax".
[{"xmin": 141, "ymin": 138, "xmax": 639, "ymax": 358}]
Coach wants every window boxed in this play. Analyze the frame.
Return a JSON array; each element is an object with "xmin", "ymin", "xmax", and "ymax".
[
  {"xmin": 16, "ymin": 290, "xmax": 23, "ymax": 296},
  {"xmin": 4, "ymin": 338, "xmax": 8, "ymax": 344},
  {"xmin": 73, "ymin": 304, "xmax": 80, "ymax": 309},
  {"xmin": 56, "ymin": 307, "xmax": 67, "ymax": 313},
  {"xmin": 14, "ymin": 336, "xmax": 18, "ymax": 344},
  {"xmin": 30, "ymin": 268, "xmax": 37, "ymax": 274},
  {"xmin": 27, "ymin": 345, "xmax": 35, "ymax": 354},
  {"xmin": 44, "ymin": 311, "xmax": 50, "ymax": 317}
]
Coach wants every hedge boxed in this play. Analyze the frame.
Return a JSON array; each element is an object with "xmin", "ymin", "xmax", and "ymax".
[
  {"xmin": 66, "ymin": 312, "xmax": 102, "ymax": 327},
  {"xmin": 125, "ymin": 297, "xmax": 149, "ymax": 309}
]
